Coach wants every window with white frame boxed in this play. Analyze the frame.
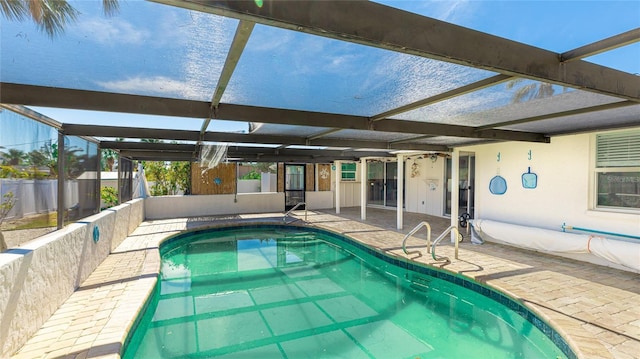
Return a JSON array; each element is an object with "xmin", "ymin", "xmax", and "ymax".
[
  {"xmin": 341, "ymin": 162, "xmax": 357, "ymax": 181},
  {"xmin": 594, "ymin": 129, "xmax": 640, "ymax": 211}
]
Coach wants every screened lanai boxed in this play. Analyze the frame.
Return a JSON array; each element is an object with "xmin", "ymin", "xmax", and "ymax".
[
  {"xmin": 1, "ymin": 0, "xmax": 638, "ymax": 245},
  {"xmin": 1, "ymin": 0, "xmax": 638, "ymax": 159},
  {"xmin": 1, "ymin": 3, "xmax": 640, "ymax": 358}
]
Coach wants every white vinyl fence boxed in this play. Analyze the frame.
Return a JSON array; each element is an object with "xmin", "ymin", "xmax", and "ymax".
[{"xmin": 0, "ymin": 179, "xmax": 79, "ymax": 220}]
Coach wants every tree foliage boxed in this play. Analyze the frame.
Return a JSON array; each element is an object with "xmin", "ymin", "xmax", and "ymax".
[
  {"xmin": 101, "ymin": 148, "xmax": 118, "ymax": 171},
  {"xmin": 0, "ymin": 192, "xmax": 16, "ymax": 224},
  {"xmin": 506, "ymin": 79, "xmax": 568, "ymax": 104},
  {"xmin": 0, "ymin": 0, "xmax": 119, "ymax": 38},
  {"xmin": 100, "ymin": 186, "xmax": 118, "ymax": 209},
  {"xmin": 143, "ymin": 161, "xmax": 191, "ymax": 196}
]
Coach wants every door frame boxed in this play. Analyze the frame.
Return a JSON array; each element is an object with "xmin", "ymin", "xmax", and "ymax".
[{"xmin": 284, "ymin": 164, "xmax": 306, "ymax": 211}]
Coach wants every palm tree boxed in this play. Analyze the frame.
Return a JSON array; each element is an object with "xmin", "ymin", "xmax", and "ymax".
[
  {"xmin": 1, "ymin": 149, "xmax": 27, "ymax": 166},
  {"xmin": 101, "ymin": 148, "xmax": 118, "ymax": 171},
  {"xmin": 506, "ymin": 78, "xmax": 568, "ymax": 103},
  {"xmin": 0, "ymin": 0, "xmax": 119, "ymax": 38}
]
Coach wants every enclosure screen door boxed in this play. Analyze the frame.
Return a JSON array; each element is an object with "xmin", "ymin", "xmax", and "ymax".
[{"xmin": 285, "ymin": 164, "xmax": 305, "ymax": 210}]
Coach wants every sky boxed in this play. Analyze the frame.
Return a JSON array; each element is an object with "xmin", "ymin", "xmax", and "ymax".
[{"xmin": 1, "ymin": 0, "xmax": 638, "ymax": 145}]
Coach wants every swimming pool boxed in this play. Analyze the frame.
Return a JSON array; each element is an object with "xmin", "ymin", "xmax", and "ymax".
[{"xmin": 123, "ymin": 225, "xmax": 573, "ymax": 358}]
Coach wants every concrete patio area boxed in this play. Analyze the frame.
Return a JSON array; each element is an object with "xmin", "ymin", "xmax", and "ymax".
[{"xmin": 11, "ymin": 208, "xmax": 640, "ymax": 359}]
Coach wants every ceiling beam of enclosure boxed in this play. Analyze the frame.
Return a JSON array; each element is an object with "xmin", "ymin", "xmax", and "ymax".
[
  {"xmin": 200, "ymin": 19, "xmax": 255, "ymax": 138},
  {"xmin": 475, "ymin": 100, "xmax": 638, "ymax": 131},
  {"xmin": 306, "ymin": 74, "xmax": 514, "ymax": 141},
  {"xmin": 7, "ymin": 84, "xmax": 547, "ymax": 143},
  {"xmin": 154, "ymin": 0, "xmax": 640, "ymax": 102},
  {"xmin": 560, "ymin": 28, "xmax": 640, "ymax": 62},
  {"xmin": 65, "ymin": 125, "xmax": 450, "ymax": 152},
  {"xmin": 117, "ymin": 145, "xmax": 392, "ymax": 162}
]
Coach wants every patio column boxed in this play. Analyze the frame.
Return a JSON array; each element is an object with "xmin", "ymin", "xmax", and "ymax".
[
  {"xmin": 360, "ymin": 158, "xmax": 367, "ymax": 220},
  {"xmin": 397, "ymin": 154, "xmax": 404, "ymax": 230},
  {"xmin": 335, "ymin": 161, "xmax": 341, "ymax": 214},
  {"xmin": 451, "ymin": 149, "xmax": 460, "ymax": 242},
  {"xmin": 56, "ymin": 131, "xmax": 65, "ymax": 229}
]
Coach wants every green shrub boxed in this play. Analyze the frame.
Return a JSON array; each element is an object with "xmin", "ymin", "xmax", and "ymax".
[
  {"xmin": 241, "ymin": 170, "xmax": 261, "ymax": 180},
  {"xmin": 101, "ymin": 186, "xmax": 118, "ymax": 209}
]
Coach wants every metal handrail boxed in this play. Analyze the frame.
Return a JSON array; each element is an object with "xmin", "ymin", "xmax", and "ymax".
[
  {"xmin": 431, "ymin": 225, "xmax": 460, "ymax": 262},
  {"xmin": 283, "ymin": 202, "xmax": 307, "ymax": 224},
  {"xmin": 402, "ymin": 221, "xmax": 432, "ymax": 256}
]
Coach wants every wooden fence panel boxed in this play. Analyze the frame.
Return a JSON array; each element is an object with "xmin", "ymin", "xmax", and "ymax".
[
  {"xmin": 191, "ymin": 163, "xmax": 237, "ymax": 194},
  {"xmin": 277, "ymin": 163, "xmax": 284, "ymax": 192},
  {"xmin": 305, "ymin": 164, "xmax": 315, "ymax": 191},
  {"xmin": 317, "ymin": 164, "xmax": 332, "ymax": 191}
]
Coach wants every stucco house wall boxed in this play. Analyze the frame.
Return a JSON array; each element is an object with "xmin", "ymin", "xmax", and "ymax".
[{"xmin": 459, "ymin": 131, "xmax": 638, "ymax": 236}]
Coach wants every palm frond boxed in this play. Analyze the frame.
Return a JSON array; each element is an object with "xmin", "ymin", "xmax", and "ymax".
[
  {"xmin": 0, "ymin": 0, "xmax": 28, "ymax": 21},
  {"xmin": 505, "ymin": 78, "xmax": 524, "ymax": 90},
  {"xmin": 37, "ymin": 0, "xmax": 79, "ymax": 38},
  {"xmin": 102, "ymin": 0, "xmax": 119, "ymax": 16},
  {"xmin": 512, "ymin": 83, "xmax": 537, "ymax": 103},
  {"xmin": 28, "ymin": 0, "xmax": 44, "ymax": 22},
  {"xmin": 1, "ymin": 0, "xmax": 119, "ymax": 38}
]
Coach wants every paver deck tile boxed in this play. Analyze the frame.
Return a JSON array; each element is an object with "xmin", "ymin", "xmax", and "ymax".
[{"xmin": 11, "ymin": 208, "xmax": 639, "ymax": 358}]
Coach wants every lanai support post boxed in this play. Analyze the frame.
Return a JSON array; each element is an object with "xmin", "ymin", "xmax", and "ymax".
[
  {"xmin": 57, "ymin": 131, "xmax": 65, "ymax": 230},
  {"xmin": 361, "ymin": 158, "xmax": 367, "ymax": 220},
  {"xmin": 397, "ymin": 154, "xmax": 404, "ymax": 230},
  {"xmin": 451, "ymin": 149, "xmax": 460, "ymax": 243},
  {"xmin": 335, "ymin": 161, "xmax": 341, "ymax": 214}
]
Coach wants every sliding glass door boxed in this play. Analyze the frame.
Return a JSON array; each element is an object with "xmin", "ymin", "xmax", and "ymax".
[{"xmin": 367, "ymin": 161, "xmax": 402, "ymax": 208}]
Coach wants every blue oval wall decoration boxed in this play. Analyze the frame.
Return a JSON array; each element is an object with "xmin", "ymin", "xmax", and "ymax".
[
  {"xmin": 214, "ymin": 177, "xmax": 222, "ymax": 185},
  {"xmin": 93, "ymin": 225, "xmax": 100, "ymax": 243}
]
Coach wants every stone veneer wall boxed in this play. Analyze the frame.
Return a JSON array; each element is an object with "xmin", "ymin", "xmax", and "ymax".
[{"xmin": 0, "ymin": 198, "xmax": 144, "ymax": 357}]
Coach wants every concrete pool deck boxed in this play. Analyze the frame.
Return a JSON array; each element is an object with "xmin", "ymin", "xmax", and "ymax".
[{"xmin": 11, "ymin": 208, "xmax": 640, "ymax": 358}]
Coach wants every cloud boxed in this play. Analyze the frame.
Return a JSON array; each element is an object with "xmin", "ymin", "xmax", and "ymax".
[
  {"xmin": 95, "ymin": 76, "xmax": 201, "ymax": 98},
  {"xmin": 433, "ymin": 0, "xmax": 474, "ymax": 23},
  {"xmin": 248, "ymin": 26, "xmax": 294, "ymax": 52},
  {"xmin": 75, "ymin": 17, "xmax": 150, "ymax": 45}
]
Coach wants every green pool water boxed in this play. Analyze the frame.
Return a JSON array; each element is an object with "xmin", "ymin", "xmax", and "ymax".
[{"xmin": 123, "ymin": 227, "xmax": 569, "ymax": 359}]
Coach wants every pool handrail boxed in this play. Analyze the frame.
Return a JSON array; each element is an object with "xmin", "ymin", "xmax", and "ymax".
[
  {"xmin": 402, "ymin": 221, "xmax": 432, "ymax": 256},
  {"xmin": 283, "ymin": 202, "xmax": 307, "ymax": 224},
  {"xmin": 431, "ymin": 225, "xmax": 460, "ymax": 262}
]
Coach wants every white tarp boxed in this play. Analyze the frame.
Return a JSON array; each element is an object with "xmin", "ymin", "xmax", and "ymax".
[
  {"xmin": 132, "ymin": 163, "xmax": 150, "ymax": 199},
  {"xmin": 589, "ymin": 237, "xmax": 640, "ymax": 272},
  {"xmin": 473, "ymin": 219, "xmax": 640, "ymax": 271}
]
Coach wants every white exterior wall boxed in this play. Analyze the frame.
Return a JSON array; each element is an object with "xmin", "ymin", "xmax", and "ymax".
[
  {"xmin": 261, "ymin": 173, "xmax": 277, "ymax": 192},
  {"xmin": 405, "ymin": 156, "xmax": 446, "ymax": 216},
  {"xmin": 330, "ymin": 162, "xmax": 362, "ymax": 208},
  {"xmin": 459, "ymin": 132, "xmax": 639, "ymax": 236},
  {"xmin": 145, "ymin": 193, "xmax": 285, "ymax": 219},
  {"xmin": 237, "ymin": 179, "xmax": 261, "ymax": 193},
  {"xmin": 0, "ymin": 198, "xmax": 144, "ymax": 358},
  {"xmin": 306, "ymin": 191, "xmax": 333, "ymax": 210}
]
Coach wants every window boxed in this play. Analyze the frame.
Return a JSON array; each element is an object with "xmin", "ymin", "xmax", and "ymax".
[
  {"xmin": 341, "ymin": 162, "xmax": 356, "ymax": 181},
  {"xmin": 594, "ymin": 129, "xmax": 640, "ymax": 211}
]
